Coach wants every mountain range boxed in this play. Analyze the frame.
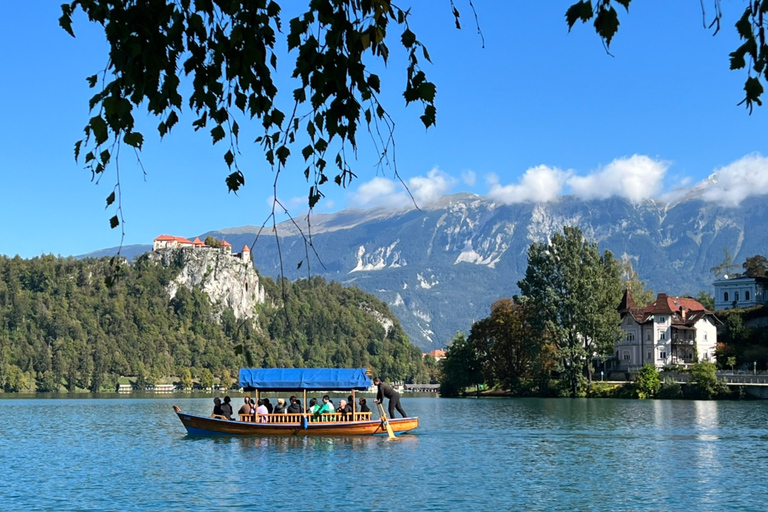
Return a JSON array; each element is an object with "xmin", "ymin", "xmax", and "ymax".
[{"xmin": 83, "ymin": 191, "xmax": 768, "ymax": 351}]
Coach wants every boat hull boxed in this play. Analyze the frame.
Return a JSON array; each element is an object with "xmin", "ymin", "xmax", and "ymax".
[{"xmin": 174, "ymin": 409, "xmax": 419, "ymax": 436}]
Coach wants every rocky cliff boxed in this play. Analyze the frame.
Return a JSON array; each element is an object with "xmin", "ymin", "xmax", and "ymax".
[{"xmin": 147, "ymin": 247, "xmax": 265, "ymax": 320}]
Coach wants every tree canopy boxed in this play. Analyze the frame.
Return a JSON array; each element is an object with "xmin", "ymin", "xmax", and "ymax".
[
  {"xmin": 0, "ymin": 253, "xmax": 429, "ymax": 392},
  {"xmin": 518, "ymin": 226, "xmax": 623, "ymax": 397}
]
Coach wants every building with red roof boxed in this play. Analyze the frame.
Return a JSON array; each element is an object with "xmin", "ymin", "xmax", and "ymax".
[
  {"xmin": 153, "ymin": 235, "xmax": 194, "ymax": 251},
  {"xmin": 615, "ymin": 290, "xmax": 719, "ymax": 370},
  {"xmin": 422, "ymin": 349, "xmax": 446, "ymax": 361}
]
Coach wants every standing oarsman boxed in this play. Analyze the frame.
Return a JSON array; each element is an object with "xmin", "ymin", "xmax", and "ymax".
[{"xmin": 373, "ymin": 377, "xmax": 407, "ymax": 418}]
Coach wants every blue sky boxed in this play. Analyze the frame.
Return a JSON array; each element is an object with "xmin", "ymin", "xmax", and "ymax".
[{"xmin": 1, "ymin": 2, "xmax": 767, "ymax": 259}]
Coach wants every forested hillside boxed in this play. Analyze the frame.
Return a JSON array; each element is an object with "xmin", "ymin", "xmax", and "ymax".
[{"xmin": 0, "ymin": 254, "xmax": 431, "ymax": 393}]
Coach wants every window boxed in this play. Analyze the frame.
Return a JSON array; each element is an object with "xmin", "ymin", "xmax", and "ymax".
[
  {"xmin": 735, "ymin": 291, "xmax": 740, "ymax": 302},
  {"xmin": 646, "ymin": 332, "xmax": 651, "ymax": 341},
  {"xmin": 647, "ymin": 352, "xmax": 652, "ymax": 360},
  {"xmin": 659, "ymin": 331, "xmax": 666, "ymax": 341},
  {"xmin": 657, "ymin": 316, "xmax": 666, "ymax": 323},
  {"xmin": 626, "ymin": 333, "xmax": 635, "ymax": 342},
  {"xmin": 659, "ymin": 351, "xmax": 667, "ymax": 359},
  {"xmin": 724, "ymin": 292, "xmax": 729, "ymax": 302},
  {"xmin": 623, "ymin": 351, "xmax": 630, "ymax": 361},
  {"xmin": 746, "ymin": 291, "xmax": 751, "ymax": 301}
]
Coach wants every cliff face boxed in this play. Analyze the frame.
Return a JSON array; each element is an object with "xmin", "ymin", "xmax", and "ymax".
[{"xmin": 148, "ymin": 247, "xmax": 265, "ymax": 319}]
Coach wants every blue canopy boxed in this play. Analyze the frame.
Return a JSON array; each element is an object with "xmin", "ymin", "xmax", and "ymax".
[{"xmin": 238, "ymin": 368, "xmax": 372, "ymax": 391}]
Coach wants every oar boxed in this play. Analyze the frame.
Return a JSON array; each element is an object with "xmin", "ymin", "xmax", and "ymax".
[{"xmin": 377, "ymin": 402, "xmax": 396, "ymax": 439}]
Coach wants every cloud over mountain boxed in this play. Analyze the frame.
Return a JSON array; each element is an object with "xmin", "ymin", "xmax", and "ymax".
[
  {"xmin": 487, "ymin": 165, "xmax": 570, "ymax": 204},
  {"xmin": 566, "ymin": 155, "xmax": 669, "ymax": 203},
  {"xmin": 700, "ymin": 153, "xmax": 768, "ymax": 205}
]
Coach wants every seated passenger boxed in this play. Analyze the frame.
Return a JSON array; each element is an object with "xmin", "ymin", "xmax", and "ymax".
[
  {"xmin": 220, "ymin": 396, "xmax": 234, "ymax": 420},
  {"xmin": 314, "ymin": 395, "xmax": 334, "ymax": 421},
  {"xmin": 212, "ymin": 397, "xmax": 223, "ymax": 417},
  {"xmin": 264, "ymin": 398, "xmax": 274, "ymax": 414},
  {"xmin": 286, "ymin": 396, "xmax": 302, "ymax": 414},
  {"xmin": 336, "ymin": 399, "xmax": 352, "ymax": 420},
  {"xmin": 238, "ymin": 397, "xmax": 252, "ymax": 419},
  {"xmin": 274, "ymin": 398, "xmax": 287, "ymax": 415},
  {"xmin": 358, "ymin": 398, "xmax": 371, "ymax": 413},
  {"xmin": 256, "ymin": 399, "xmax": 269, "ymax": 423}
]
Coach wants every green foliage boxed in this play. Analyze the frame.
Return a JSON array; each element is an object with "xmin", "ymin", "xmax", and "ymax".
[
  {"xmin": 61, "ymin": 0, "xmax": 441, "ymax": 231},
  {"xmin": 0, "ymin": 253, "xmax": 427, "ymax": 392},
  {"xmin": 634, "ymin": 364, "xmax": 660, "ymax": 399},
  {"xmin": 199, "ymin": 368, "xmax": 215, "ymax": 390},
  {"xmin": 743, "ymin": 254, "xmax": 768, "ymax": 278},
  {"xmin": 3, "ymin": 364, "xmax": 29, "ymax": 392},
  {"xmin": 439, "ymin": 332, "xmax": 483, "ymax": 397},
  {"xmin": 518, "ymin": 226, "xmax": 624, "ymax": 397},
  {"xmin": 568, "ymin": 1, "xmax": 768, "ymax": 113},
  {"xmin": 658, "ymin": 376, "xmax": 683, "ymax": 399},
  {"xmin": 204, "ymin": 236, "xmax": 222, "ymax": 248},
  {"xmin": 180, "ymin": 368, "xmax": 193, "ymax": 390},
  {"xmin": 695, "ymin": 291, "xmax": 715, "ymax": 311},
  {"xmin": 468, "ymin": 298, "xmax": 540, "ymax": 390},
  {"xmin": 689, "ymin": 361, "xmax": 729, "ymax": 399}
]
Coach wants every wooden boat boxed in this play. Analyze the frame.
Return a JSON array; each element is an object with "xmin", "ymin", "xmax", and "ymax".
[{"xmin": 172, "ymin": 368, "xmax": 419, "ymax": 436}]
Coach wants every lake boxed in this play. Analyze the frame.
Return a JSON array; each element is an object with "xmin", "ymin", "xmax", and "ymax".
[{"xmin": 1, "ymin": 396, "xmax": 766, "ymax": 511}]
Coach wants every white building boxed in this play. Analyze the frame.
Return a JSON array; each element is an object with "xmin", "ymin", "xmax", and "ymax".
[
  {"xmin": 616, "ymin": 291, "xmax": 719, "ymax": 370},
  {"xmin": 713, "ymin": 276, "xmax": 768, "ymax": 310}
]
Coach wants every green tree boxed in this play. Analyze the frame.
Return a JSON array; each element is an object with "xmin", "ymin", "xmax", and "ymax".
[
  {"xmin": 743, "ymin": 254, "xmax": 768, "ymax": 278},
  {"xmin": 468, "ymin": 298, "xmax": 538, "ymax": 390},
  {"xmin": 690, "ymin": 361, "xmax": 728, "ymax": 399},
  {"xmin": 200, "ymin": 368, "xmax": 215, "ymax": 390},
  {"xmin": 695, "ymin": 291, "xmax": 715, "ymax": 311},
  {"xmin": 220, "ymin": 368, "xmax": 233, "ymax": 390},
  {"xmin": 518, "ymin": 226, "xmax": 623, "ymax": 397},
  {"xmin": 4, "ymin": 364, "xmax": 29, "ymax": 392},
  {"xmin": 726, "ymin": 356, "xmax": 737, "ymax": 373},
  {"xmin": 439, "ymin": 332, "xmax": 483, "ymax": 397},
  {"xmin": 180, "ymin": 368, "xmax": 194, "ymax": 390},
  {"xmin": 634, "ymin": 364, "xmax": 660, "ymax": 399}
]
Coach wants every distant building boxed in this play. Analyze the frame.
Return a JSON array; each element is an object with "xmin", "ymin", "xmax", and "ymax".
[
  {"xmin": 713, "ymin": 276, "xmax": 768, "ymax": 310},
  {"xmin": 616, "ymin": 291, "xmax": 719, "ymax": 369},
  {"xmin": 153, "ymin": 235, "xmax": 234, "ymax": 256},
  {"xmin": 153, "ymin": 234, "xmax": 194, "ymax": 250},
  {"xmin": 423, "ymin": 349, "xmax": 446, "ymax": 361}
]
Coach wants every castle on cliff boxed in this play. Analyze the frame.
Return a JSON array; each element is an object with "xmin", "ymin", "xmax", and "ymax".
[{"xmin": 152, "ymin": 235, "xmax": 251, "ymax": 263}]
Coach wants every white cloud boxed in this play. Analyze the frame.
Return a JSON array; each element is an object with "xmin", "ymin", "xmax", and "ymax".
[
  {"xmin": 700, "ymin": 153, "xmax": 768, "ymax": 205},
  {"xmin": 409, "ymin": 168, "xmax": 457, "ymax": 205},
  {"xmin": 462, "ymin": 170, "xmax": 476, "ymax": 187},
  {"xmin": 566, "ymin": 155, "xmax": 668, "ymax": 203},
  {"xmin": 349, "ymin": 168, "xmax": 456, "ymax": 209},
  {"xmin": 487, "ymin": 165, "xmax": 570, "ymax": 204}
]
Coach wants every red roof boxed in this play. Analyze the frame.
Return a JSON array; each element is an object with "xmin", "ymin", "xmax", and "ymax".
[
  {"xmin": 620, "ymin": 291, "xmax": 711, "ymax": 327},
  {"xmin": 154, "ymin": 235, "xmax": 193, "ymax": 245},
  {"xmin": 221, "ymin": 240, "xmax": 231, "ymax": 247},
  {"xmin": 427, "ymin": 349, "xmax": 446, "ymax": 358},
  {"xmin": 242, "ymin": 245, "xmax": 250, "ymax": 252},
  {"xmin": 193, "ymin": 237, "xmax": 204, "ymax": 246}
]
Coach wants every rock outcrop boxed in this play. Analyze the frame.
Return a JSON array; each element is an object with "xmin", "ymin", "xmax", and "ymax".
[{"xmin": 148, "ymin": 246, "xmax": 265, "ymax": 320}]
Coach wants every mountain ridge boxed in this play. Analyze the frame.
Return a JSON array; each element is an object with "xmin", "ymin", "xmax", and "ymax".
[{"xmin": 80, "ymin": 193, "xmax": 768, "ymax": 351}]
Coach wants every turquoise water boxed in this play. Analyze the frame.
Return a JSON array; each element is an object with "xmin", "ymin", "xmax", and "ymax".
[{"xmin": 1, "ymin": 396, "xmax": 767, "ymax": 511}]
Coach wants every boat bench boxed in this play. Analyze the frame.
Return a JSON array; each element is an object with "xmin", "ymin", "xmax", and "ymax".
[{"xmin": 237, "ymin": 412, "xmax": 373, "ymax": 423}]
